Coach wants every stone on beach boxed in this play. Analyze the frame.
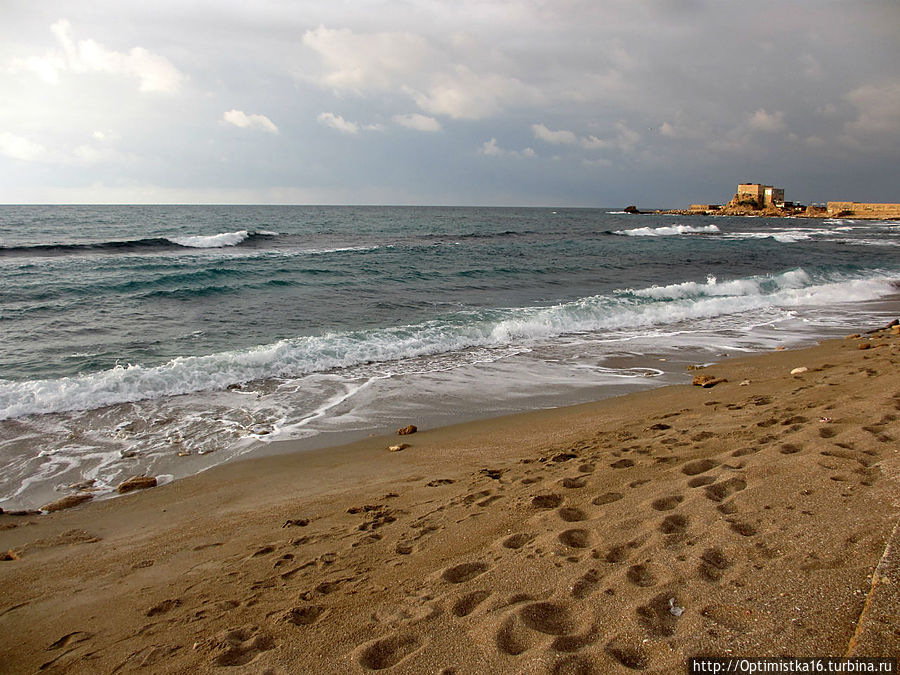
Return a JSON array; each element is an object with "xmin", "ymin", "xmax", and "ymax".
[
  {"xmin": 388, "ymin": 443, "xmax": 410, "ymax": 452},
  {"xmin": 397, "ymin": 425, "xmax": 418, "ymax": 436},
  {"xmin": 789, "ymin": 367, "xmax": 809, "ymax": 375},
  {"xmin": 117, "ymin": 476, "xmax": 158, "ymax": 494},
  {"xmin": 41, "ymin": 493, "xmax": 93, "ymax": 512},
  {"xmin": 692, "ymin": 374, "xmax": 726, "ymax": 388}
]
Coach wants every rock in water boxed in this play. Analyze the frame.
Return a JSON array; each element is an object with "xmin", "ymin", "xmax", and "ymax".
[
  {"xmin": 397, "ymin": 425, "xmax": 418, "ymax": 436},
  {"xmin": 117, "ymin": 476, "xmax": 158, "ymax": 494},
  {"xmin": 41, "ymin": 493, "xmax": 93, "ymax": 512}
]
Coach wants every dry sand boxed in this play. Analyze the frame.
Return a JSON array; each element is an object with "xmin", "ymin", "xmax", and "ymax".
[{"xmin": 1, "ymin": 324, "xmax": 898, "ymax": 673}]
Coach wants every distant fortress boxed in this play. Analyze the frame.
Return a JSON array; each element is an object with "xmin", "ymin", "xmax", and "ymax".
[{"xmin": 659, "ymin": 183, "xmax": 900, "ymax": 219}]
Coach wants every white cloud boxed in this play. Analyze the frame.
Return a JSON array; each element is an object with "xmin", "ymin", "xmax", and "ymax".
[
  {"xmin": 748, "ymin": 108, "xmax": 786, "ymax": 133},
  {"xmin": 531, "ymin": 122, "xmax": 638, "ymax": 153},
  {"xmin": 393, "ymin": 113, "xmax": 442, "ymax": 132},
  {"xmin": 302, "ymin": 25, "xmax": 429, "ymax": 93},
  {"xmin": 531, "ymin": 123, "xmax": 578, "ymax": 145},
  {"xmin": 317, "ymin": 112, "xmax": 359, "ymax": 134},
  {"xmin": 0, "ymin": 132, "xmax": 48, "ymax": 162},
  {"xmin": 478, "ymin": 138, "xmax": 535, "ymax": 158},
  {"xmin": 222, "ymin": 109, "xmax": 279, "ymax": 134},
  {"xmin": 580, "ymin": 135, "xmax": 611, "ymax": 150},
  {"xmin": 10, "ymin": 19, "xmax": 186, "ymax": 93},
  {"xmin": 412, "ymin": 66, "xmax": 538, "ymax": 120}
]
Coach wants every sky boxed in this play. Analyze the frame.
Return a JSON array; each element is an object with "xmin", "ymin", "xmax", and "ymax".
[{"xmin": 0, "ymin": 0, "xmax": 898, "ymax": 207}]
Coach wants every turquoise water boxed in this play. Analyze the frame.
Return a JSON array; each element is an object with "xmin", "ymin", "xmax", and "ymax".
[{"xmin": 1, "ymin": 205, "xmax": 898, "ymax": 507}]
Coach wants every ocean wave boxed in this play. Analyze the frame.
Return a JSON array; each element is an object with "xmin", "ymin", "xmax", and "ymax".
[
  {"xmin": 611, "ymin": 224, "xmax": 721, "ymax": 237},
  {"xmin": 0, "ymin": 268, "xmax": 895, "ymax": 420},
  {"xmin": 0, "ymin": 231, "xmax": 277, "ymax": 257},
  {"xmin": 168, "ymin": 230, "xmax": 252, "ymax": 248}
]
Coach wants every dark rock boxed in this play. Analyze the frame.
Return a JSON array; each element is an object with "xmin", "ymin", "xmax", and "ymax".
[{"xmin": 397, "ymin": 425, "xmax": 418, "ymax": 436}]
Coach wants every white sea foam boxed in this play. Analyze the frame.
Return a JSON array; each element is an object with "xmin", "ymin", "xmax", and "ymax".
[
  {"xmin": 1, "ymin": 269, "xmax": 895, "ymax": 420},
  {"xmin": 614, "ymin": 224, "xmax": 721, "ymax": 237},
  {"xmin": 168, "ymin": 230, "xmax": 251, "ymax": 248}
]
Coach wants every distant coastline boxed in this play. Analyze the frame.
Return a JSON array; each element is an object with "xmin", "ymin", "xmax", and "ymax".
[{"xmin": 628, "ymin": 182, "xmax": 900, "ymax": 220}]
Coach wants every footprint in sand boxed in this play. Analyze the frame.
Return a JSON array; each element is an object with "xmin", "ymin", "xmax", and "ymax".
[
  {"xmin": 636, "ymin": 593, "xmax": 681, "ymax": 637},
  {"xmin": 558, "ymin": 507, "xmax": 588, "ymax": 522},
  {"xmin": 210, "ymin": 626, "xmax": 275, "ymax": 667},
  {"xmin": 687, "ymin": 476, "xmax": 716, "ymax": 488},
  {"xmin": 558, "ymin": 529, "xmax": 591, "ymax": 549},
  {"xmin": 610, "ymin": 459, "xmax": 635, "ymax": 469},
  {"xmin": 551, "ymin": 623, "xmax": 600, "ymax": 653},
  {"xmin": 250, "ymin": 545, "xmax": 276, "ymax": 557},
  {"xmin": 592, "ymin": 492, "xmax": 624, "ymax": 506},
  {"xmin": 732, "ymin": 446, "xmax": 761, "ymax": 457},
  {"xmin": 659, "ymin": 514, "xmax": 688, "ymax": 534},
  {"xmin": 519, "ymin": 602, "xmax": 578, "ymax": 635},
  {"xmin": 503, "ymin": 533, "xmax": 536, "ymax": 549},
  {"xmin": 145, "ymin": 599, "xmax": 180, "ymax": 617},
  {"xmin": 698, "ymin": 547, "xmax": 731, "ymax": 582},
  {"xmin": 704, "ymin": 477, "xmax": 746, "ymax": 502},
  {"xmin": 681, "ymin": 459, "xmax": 718, "ymax": 476},
  {"xmin": 532, "ymin": 494, "xmax": 564, "ymax": 509},
  {"xmin": 284, "ymin": 605, "xmax": 327, "ymax": 626},
  {"xmin": 452, "ymin": 590, "xmax": 491, "ymax": 617},
  {"xmin": 604, "ymin": 544, "xmax": 631, "ymax": 564},
  {"xmin": 626, "ymin": 563, "xmax": 657, "ymax": 587},
  {"xmin": 651, "ymin": 495, "xmax": 684, "ymax": 511},
  {"xmin": 357, "ymin": 633, "xmax": 423, "ymax": 670},
  {"xmin": 570, "ymin": 568, "xmax": 603, "ymax": 599},
  {"xmin": 442, "ymin": 562, "xmax": 490, "ymax": 584},
  {"xmin": 728, "ymin": 521, "xmax": 758, "ymax": 537},
  {"xmin": 780, "ymin": 443, "xmax": 802, "ymax": 455},
  {"xmin": 561, "ymin": 477, "xmax": 588, "ymax": 489},
  {"xmin": 496, "ymin": 615, "xmax": 533, "ymax": 656},
  {"xmin": 605, "ymin": 637, "xmax": 648, "ymax": 671}
]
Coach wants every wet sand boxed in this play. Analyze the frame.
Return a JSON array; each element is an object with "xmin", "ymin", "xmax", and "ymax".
[{"xmin": 1, "ymin": 323, "xmax": 898, "ymax": 673}]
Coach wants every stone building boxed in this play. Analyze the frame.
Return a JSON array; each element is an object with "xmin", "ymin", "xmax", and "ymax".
[{"xmin": 736, "ymin": 183, "xmax": 784, "ymax": 208}]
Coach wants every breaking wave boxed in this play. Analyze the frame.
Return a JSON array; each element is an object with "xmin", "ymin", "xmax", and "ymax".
[
  {"xmin": 612, "ymin": 224, "xmax": 721, "ymax": 237},
  {"xmin": 1, "ymin": 267, "xmax": 895, "ymax": 420}
]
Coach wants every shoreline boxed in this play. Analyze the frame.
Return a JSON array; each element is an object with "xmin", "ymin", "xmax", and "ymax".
[{"xmin": 1, "ymin": 324, "xmax": 898, "ymax": 671}]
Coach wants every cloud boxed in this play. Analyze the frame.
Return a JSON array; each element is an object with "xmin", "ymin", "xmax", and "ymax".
[
  {"xmin": 748, "ymin": 108, "xmax": 786, "ymax": 133},
  {"xmin": 843, "ymin": 81, "xmax": 900, "ymax": 137},
  {"xmin": 531, "ymin": 124, "xmax": 578, "ymax": 145},
  {"xmin": 316, "ymin": 112, "xmax": 358, "ymax": 134},
  {"xmin": 393, "ymin": 113, "xmax": 441, "ymax": 132},
  {"xmin": 222, "ymin": 109, "xmax": 279, "ymax": 134},
  {"xmin": 10, "ymin": 19, "xmax": 185, "ymax": 93},
  {"xmin": 302, "ymin": 25, "xmax": 429, "ymax": 93},
  {"xmin": 531, "ymin": 122, "xmax": 638, "ymax": 153},
  {"xmin": 411, "ymin": 66, "xmax": 538, "ymax": 120},
  {"xmin": 0, "ymin": 132, "xmax": 49, "ymax": 162},
  {"xmin": 479, "ymin": 138, "xmax": 535, "ymax": 158}
]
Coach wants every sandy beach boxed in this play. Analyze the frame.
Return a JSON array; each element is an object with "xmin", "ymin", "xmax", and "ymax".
[{"xmin": 1, "ymin": 323, "xmax": 898, "ymax": 673}]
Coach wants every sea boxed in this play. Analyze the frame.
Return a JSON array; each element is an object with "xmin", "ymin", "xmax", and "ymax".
[{"xmin": 1, "ymin": 205, "xmax": 898, "ymax": 509}]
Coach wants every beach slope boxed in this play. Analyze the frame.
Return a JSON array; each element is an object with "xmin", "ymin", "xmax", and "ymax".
[{"xmin": 1, "ymin": 325, "xmax": 898, "ymax": 673}]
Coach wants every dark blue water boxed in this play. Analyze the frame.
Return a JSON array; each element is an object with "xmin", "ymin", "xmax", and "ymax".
[{"xmin": 1, "ymin": 205, "xmax": 898, "ymax": 507}]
